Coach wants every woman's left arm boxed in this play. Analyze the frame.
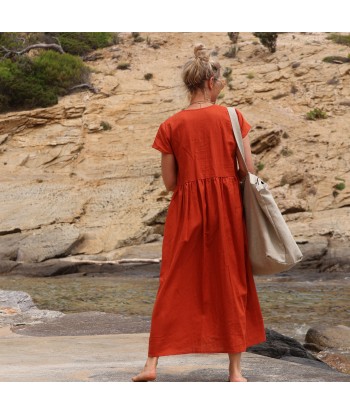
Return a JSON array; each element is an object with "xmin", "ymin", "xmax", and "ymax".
[
  {"xmin": 161, "ymin": 153, "xmax": 177, "ymax": 192},
  {"xmin": 242, "ymin": 134, "xmax": 256, "ymax": 175}
]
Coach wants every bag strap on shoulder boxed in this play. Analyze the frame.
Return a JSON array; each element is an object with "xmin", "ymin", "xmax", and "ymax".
[{"xmin": 227, "ymin": 107, "xmax": 248, "ymax": 176}]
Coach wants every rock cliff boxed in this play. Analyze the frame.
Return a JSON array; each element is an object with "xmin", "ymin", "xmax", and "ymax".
[{"xmin": 0, "ymin": 32, "xmax": 349, "ymax": 270}]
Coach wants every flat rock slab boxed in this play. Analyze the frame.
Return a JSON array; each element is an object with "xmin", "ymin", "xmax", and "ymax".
[
  {"xmin": 11, "ymin": 311, "xmax": 151, "ymax": 336},
  {"xmin": 0, "ymin": 329, "xmax": 349, "ymax": 382},
  {"xmin": 1, "ymin": 259, "xmax": 161, "ymax": 277}
]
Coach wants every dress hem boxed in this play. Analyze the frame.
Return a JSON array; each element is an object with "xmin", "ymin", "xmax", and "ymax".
[{"xmin": 148, "ymin": 335, "xmax": 267, "ymax": 358}]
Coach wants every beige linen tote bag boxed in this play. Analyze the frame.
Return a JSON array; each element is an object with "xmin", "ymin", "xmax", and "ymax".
[{"xmin": 227, "ymin": 107, "xmax": 303, "ymax": 275}]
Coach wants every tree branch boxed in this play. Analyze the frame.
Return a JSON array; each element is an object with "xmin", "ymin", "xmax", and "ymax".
[
  {"xmin": 68, "ymin": 84, "xmax": 99, "ymax": 94},
  {"xmin": 1, "ymin": 43, "xmax": 65, "ymax": 59}
]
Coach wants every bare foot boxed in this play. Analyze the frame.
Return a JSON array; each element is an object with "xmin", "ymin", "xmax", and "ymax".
[
  {"xmin": 228, "ymin": 352, "xmax": 246, "ymax": 382},
  {"xmin": 228, "ymin": 375, "xmax": 248, "ymax": 382},
  {"xmin": 132, "ymin": 370, "xmax": 157, "ymax": 382},
  {"xmin": 132, "ymin": 357, "xmax": 158, "ymax": 382}
]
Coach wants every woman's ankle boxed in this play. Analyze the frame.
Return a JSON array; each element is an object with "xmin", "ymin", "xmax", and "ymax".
[{"xmin": 145, "ymin": 356, "xmax": 159, "ymax": 370}]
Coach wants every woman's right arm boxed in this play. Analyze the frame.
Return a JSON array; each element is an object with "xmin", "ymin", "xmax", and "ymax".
[{"xmin": 161, "ymin": 153, "xmax": 177, "ymax": 192}]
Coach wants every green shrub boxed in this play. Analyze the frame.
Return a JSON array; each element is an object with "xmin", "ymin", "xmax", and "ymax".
[
  {"xmin": 0, "ymin": 51, "xmax": 89, "ymax": 113},
  {"xmin": 306, "ymin": 108, "xmax": 327, "ymax": 120},
  {"xmin": 0, "ymin": 57, "xmax": 57, "ymax": 112},
  {"xmin": 131, "ymin": 32, "xmax": 144, "ymax": 43},
  {"xmin": 0, "ymin": 33, "xmax": 23, "ymax": 52},
  {"xmin": 144, "ymin": 73, "xmax": 153, "ymax": 80},
  {"xmin": 334, "ymin": 177, "xmax": 345, "ymax": 191},
  {"xmin": 257, "ymin": 161, "xmax": 265, "ymax": 171},
  {"xmin": 33, "ymin": 51, "xmax": 89, "ymax": 93},
  {"xmin": 334, "ymin": 182, "xmax": 345, "ymax": 191},
  {"xmin": 281, "ymin": 147, "xmax": 293, "ymax": 157},
  {"xmin": 0, "ymin": 32, "xmax": 44, "ymax": 55},
  {"xmin": 247, "ymin": 72, "xmax": 255, "ymax": 79},
  {"xmin": 53, "ymin": 32, "xmax": 118, "ymax": 56},
  {"xmin": 224, "ymin": 33, "xmax": 239, "ymax": 58},
  {"xmin": 56, "ymin": 36, "xmax": 91, "ymax": 56},
  {"xmin": 100, "ymin": 121, "xmax": 112, "ymax": 130},
  {"xmin": 223, "ymin": 67, "xmax": 232, "ymax": 82},
  {"xmin": 0, "ymin": 93, "xmax": 9, "ymax": 109},
  {"xmin": 327, "ymin": 33, "xmax": 350, "ymax": 47},
  {"xmin": 0, "ymin": 32, "xmax": 119, "ymax": 58},
  {"xmin": 228, "ymin": 32, "xmax": 239, "ymax": 43},
  {"xmin": 253, "ymin": 32, "xmax": 278, "ymax": 53},
  {"xmin": 290, "ymin": 84, "xmax": 298, "ymax": 94}
]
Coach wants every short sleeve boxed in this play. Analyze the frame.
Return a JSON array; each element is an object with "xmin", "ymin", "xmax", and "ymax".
[
  {"xmin": 235, "ymin": 108, "xmax": 251, "ymax": 139},
  {"xmin": 152, "ymin": 122, "xmax": 173, "ymax": 154}
]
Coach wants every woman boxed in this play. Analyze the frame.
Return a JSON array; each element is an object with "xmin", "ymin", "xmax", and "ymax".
[{"xmin": 132, "ymin": 44, "xmax": 266, "ymax": 382}]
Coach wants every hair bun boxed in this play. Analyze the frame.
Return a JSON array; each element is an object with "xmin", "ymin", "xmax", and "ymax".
[{"xmin": 194, "ymin": 43, "xmax": 209, "ymax": 62}]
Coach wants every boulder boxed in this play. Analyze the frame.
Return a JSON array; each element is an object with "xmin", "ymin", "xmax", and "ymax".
[
  {"xmin": 0, "ymin": 289, "xmax": 37, "ymax": 313},
  {"xmin": 247, "ymin": 328, "xmax": 315, "ymax": 359},
  {"xmin": 305, "ymin": 325, "xmax": 350, "ymax": 350},
  {"xmin": 246, "ymin": 328, "xmax": 331, "ymax": 371},
  {"xmin": 0, "ymin": 289, "xmax": 64, "ymax": 328}
]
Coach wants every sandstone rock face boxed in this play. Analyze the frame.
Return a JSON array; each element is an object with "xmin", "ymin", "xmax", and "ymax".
[
  {"xmin": 250, "ymin": 129, "xmax": 282, "ymax": 154},
  {"xmin": 0, "ymin": 32, "xmax": 349, "ymax": 268},
  {"xmin": 16, "ymin": 225, "xmax": 81, "ymax": 262}
]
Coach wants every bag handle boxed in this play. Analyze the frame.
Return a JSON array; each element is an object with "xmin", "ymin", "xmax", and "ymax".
[{"xmin": 227, "ymin": 107, "xmax": 249, "ymax": 176}]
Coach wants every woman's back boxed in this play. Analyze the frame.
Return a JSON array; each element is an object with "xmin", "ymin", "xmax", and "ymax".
[
  {"xmin": 148, "ymin": 102, "xmax": 265, "ymax": 359},
  {"xmin": 133, "ymin": 43, "xmax": 266, "ymax": 382},
  {"xmin": 152, "ymin": 105, "xmax": 251, "ymax": 187}
]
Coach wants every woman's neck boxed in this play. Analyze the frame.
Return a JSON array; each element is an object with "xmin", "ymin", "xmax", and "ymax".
[
  {"xmin": 188, "ymin": 91, "xmax": 215, "ymax": 108},
  {"xmin": 190, "ymin": 90, "xmax": 212, "ymax": 105}
]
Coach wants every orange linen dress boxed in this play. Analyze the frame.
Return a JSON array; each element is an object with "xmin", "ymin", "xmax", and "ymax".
[{"xmin": 148, "ymin": 104, "xmax": 266, "ymax": 357}]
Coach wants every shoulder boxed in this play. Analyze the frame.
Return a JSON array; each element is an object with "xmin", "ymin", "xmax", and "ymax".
[
  {"xmin": 234, "ymin": 107, "xmax": 246, "ymax": 121},
  {"xmin": 157, "ymin": 109, "xmax": 184, "ymax": 133},
  {"xmin": 232, "ymin": 107, "xmax": 252, "ymax": 138},
  {"xmin": 211, "ymin": 104, "xmax": 247, "ymax": 121},
  {"xmin": 162, "ymin": 108, "xmax": 187, "ymax": 123}
]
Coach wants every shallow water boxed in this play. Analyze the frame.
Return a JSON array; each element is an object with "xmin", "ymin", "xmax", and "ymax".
[{"xmin": 0, "ymin": 269, "xmax": 349, "ymax": 344}]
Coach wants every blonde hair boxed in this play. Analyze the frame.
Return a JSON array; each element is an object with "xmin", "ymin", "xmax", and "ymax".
[{"xmin": 182, "ymin": 44, "xmax": 221, "ymax": 93}]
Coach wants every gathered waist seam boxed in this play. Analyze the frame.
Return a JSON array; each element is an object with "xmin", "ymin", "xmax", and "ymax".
[{"xmin": 178, "ymin": 175, "xmax": 239, "ymax": 187}]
